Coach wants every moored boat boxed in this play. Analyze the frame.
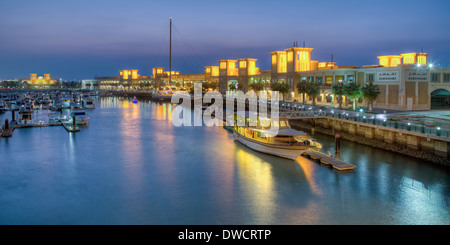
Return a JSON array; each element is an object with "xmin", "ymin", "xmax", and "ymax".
[
  {"xmin": 60, "ymin": 97, "xmax": 74, "ymax": 109},
  {"xmin": 132, "ymin": 96, "xmax": 138, "ymax": 104},
  {"xmin": 83, "ymin": 97, "xmax": 96, "ymax": 109},
  {"xmin": 0, "ymin": 100, "xmax": 5, "ymax": 114},
  {"xmin": 48, "ymin": 113, "xmax": 62, "ymax": 125},
  {"xmin": 70, "ymin": 109, "xmax": 89, "ymax": 125},
  {"xmin": 233, "ymin": 111, "xmax": 321, "ymax": 160},
  {"xmin": 152, "ymin": 91, "xmax": 173, "ymax": 101},
  {"xmin": 16, "ymin": 104, "xmax": 34, "ymax": 127}
]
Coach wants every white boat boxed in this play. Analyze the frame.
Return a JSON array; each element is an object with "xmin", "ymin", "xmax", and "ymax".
[
  {"xmin": 48, "ymin": 113, "xmax": 61, "ymax": 125},
  {"xmin": 60, "ymin": 97, "xmax": 74, "ymax": 109},
  {"xmin": 83, "ymin": 97, "xmax": 95, "ymax": 109},
  {"xmin": 233, "ymin": 111, "xmax": 320, "ymax": 160},
  {"xmin": 17, "ymin": 104, "xmax": 34, "ymax": 126},
  {"xmin": 70, "ymin": 109, "xmax": 89, "ymax": 125},
  {"xmin": 152, "ymin": 91, "xmax": 173, "ymax": 101},
  {"xmin": 0, "ymin": 100, "xmax": 5, "ymax": 114}
]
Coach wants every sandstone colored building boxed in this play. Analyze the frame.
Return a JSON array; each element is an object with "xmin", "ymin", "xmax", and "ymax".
[{"xmin": 95, "ymin": 46, "xmax": 450, "ymax": 111}]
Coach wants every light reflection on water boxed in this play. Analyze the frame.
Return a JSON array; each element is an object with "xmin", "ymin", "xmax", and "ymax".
[{"xmin": 0, "ymin": 96, "xmax": 449, "ymax": 225}]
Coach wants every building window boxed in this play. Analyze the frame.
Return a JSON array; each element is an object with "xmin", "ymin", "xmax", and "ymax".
[
  {"xmin": 279, "ymin": 55, "xmax": 287, "ymax": 73},
  {"xmin": 347, "ymin": 75, "xmax": 354, "ymax": 82},
  {"xmin": 444, "ymin": 73, "xmax": 450, "ymax": 83},
  {"xmin": 403, "ymin": 55, "xmax": 414, "ymax": 64},
  {"xmin": 367, "ymin": 73, "xmax": 374, "ymax": 82},
  {"xmin": 417, "ymin": 56, "xmax": 427, "ymax": 65},
  {"xmin": 317, "ymin": 77, "xmax": 323, "ymax": 85},
  {"xmin": 431, "ymin": 73, "xmax": 440, "ymax": 83}
]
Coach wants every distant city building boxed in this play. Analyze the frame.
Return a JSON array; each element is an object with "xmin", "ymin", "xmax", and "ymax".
[
  {"xmin": 81, "ymin": 79, "xmax": 99, "ymax": 90},
  {"xmin": 95, "ymin": 47, "xmax": 450, "ymax": 110},
  {"xmin": 20, "ymin": 74, "xmax": 59, "ymax": 87}
]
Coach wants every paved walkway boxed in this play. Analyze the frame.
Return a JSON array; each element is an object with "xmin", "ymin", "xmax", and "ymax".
[{"xmin": 284, "ymin": 100, "xmax": 450, "ymax": 126}]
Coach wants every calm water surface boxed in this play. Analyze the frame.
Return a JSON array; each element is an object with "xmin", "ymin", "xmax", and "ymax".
[{"xmin": 0, "ymin": 97, "xmax": 449, "ymax": 225}]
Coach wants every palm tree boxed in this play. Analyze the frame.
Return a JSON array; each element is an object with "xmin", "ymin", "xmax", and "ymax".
[
  {"xmin": 271, "ymin": 81, "xmax": 290, "ymax": 101},
  {"xmin": 249, "ymin": 81, "xmax": 265, "ymax": 94},
  {"xmin": 362, "ymin": 81, "xmax": 380, "ymax": 112},
  {"xmin": 307, "ymin": 82, "xmax": 321, "ymax": 105},
  {"xmin": 332, "ymin": 82, "xmax": 346, "ymax": 109},
  {"xmin": 345, "ymin": 82, "xmax": 362, "ymax": 111},
  {"xmin": 228, "ymin": 82, "xmax": 236, "ymax": 91},
  {"xmin": 209, "ymin": 81, "xmax": 218, "ymax": 91},
  {"xmin": 296, "ymin": 80, "xmax": 309, "ymax": 104},
  {"xmin": 173, "ymin": 81, "xmax": 181, "ymax": 90}
]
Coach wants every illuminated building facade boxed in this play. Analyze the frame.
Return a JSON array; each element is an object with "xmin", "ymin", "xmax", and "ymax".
[
  {"xmin": 269, "ymin": 46, "xmax": 450, "ymax": 110},
  {"xmin": 97, "ymin": 69, "xmax": 151, "ymax": 90},
  {"xmin": 20, "ymin": 74, "xmax": 59, "ymax": 87},
  {"xmin": 95, "ymin": 46, "xmax": 450, "ymax": 110}
]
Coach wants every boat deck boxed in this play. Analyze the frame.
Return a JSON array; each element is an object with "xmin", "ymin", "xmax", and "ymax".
[{"xmin": 302, "ymin": 149, "xmax": 357, "ymax": 171}]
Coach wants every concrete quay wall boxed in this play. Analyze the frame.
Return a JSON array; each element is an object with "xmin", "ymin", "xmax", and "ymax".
[{"xmin": 290, "ymin": 117, "xmax": 450, "ymax": 167}]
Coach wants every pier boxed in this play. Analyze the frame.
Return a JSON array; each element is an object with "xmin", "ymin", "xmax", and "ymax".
[
  {"xmin": 301, "ymin": 149, "xmax": 357, "ymax": 171},
  {"xmin": 1, "ymin": 116, "xmax": 81, "ymax": 137},
  {"xmin": 61, "ymin": 122, "xmax": 80, "ymax": 132}
]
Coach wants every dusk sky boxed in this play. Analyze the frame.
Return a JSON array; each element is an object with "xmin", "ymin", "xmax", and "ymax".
[{"xmin": 1, "ymin": 0, "xmax": 449, "ymax": 80}]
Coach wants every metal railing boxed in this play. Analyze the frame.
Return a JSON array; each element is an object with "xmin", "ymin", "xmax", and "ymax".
[{"xmin": 273, "ymin": 101, "xmax": 450, "ymax": 138}]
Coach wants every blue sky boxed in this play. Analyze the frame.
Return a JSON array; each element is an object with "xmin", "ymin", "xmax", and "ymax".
[{"xmin": 1, "ymin": 0, "xmax": 449, "ymax": 80}]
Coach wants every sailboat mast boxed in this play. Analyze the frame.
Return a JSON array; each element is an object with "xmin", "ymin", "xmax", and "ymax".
[{"xmin": 169, "ymin": 17, "xmax": 172, "ymax": 89}]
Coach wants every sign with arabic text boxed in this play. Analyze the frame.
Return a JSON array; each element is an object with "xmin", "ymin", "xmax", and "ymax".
[{"xmin": 376, "ymin": 71, "xmax": 399, "ymax": 83}]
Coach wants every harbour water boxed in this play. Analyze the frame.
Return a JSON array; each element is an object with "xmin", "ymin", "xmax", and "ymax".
[{"xmin": 0, "ymin": 97, "xmax": 449, "ymax": 225}]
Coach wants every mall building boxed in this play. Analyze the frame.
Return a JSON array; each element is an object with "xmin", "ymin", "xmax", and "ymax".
[{"xmin": 95, "ymin": 46, "xmax": 450, "ymax": 110}]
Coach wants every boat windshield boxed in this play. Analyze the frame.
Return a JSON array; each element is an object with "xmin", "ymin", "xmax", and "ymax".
[
  {"xmin": 236, "ymin": 113, "xmax": 290, "ymax": 129},
  {"xmin": 73, "ymin": 112, "xmax": 85, "ymax": 116},
  {"xmin": 294, "ymin": 135, "xmax": 313, "ymax": 145}
]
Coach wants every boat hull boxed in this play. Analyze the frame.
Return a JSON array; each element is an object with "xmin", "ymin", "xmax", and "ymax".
[
  {"xmin": 16, "ymin": 120, "xmax": 34, "ymax": 127},
  {"xmin": 152, "ymin": 94, "xmax": 173, "ymax": 101},
  {"xmin": 234, "ymin": 131, "xmax": 309, "ymax": 160},
  {"xmin": 76, "ymin": 118, "xmax": 89, "ymax": 125}
]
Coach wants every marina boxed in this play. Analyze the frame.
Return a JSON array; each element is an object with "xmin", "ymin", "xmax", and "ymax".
[
  {"xmin": 1, "ymin": 0, "xmax": 449, "ymax": 229},
  {"xmin": 0, "ymin": 96, "xmax": 448, "ymax": 225},
  {"xmin": 0, "ymin": 90, "xmax": 94, "ymax": 136}
]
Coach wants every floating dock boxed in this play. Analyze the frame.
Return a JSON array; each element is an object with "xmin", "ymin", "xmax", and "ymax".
[
  {"xmin": 61, "ymin": 121, "xmax": 80, "ymax": 132},
  {"xmin": 1, "ymin": 119, "xmax": 79, "ymax": 137},
  {"xmin": 302, "ymin": 149, "xmax": 357, "ymax": 171}
]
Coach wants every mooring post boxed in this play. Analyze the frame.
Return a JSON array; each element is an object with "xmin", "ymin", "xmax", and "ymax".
[
  {"xmin": 12, "ymin": 110, "xmax": 15, "ymax": 121},
  {"xmin": 311, "ymin": 119, "xmax": 316, "ymax": 135},
  {"xmin": 335, "ymin": 134, "xmax": 341, "ymax": 159},
  {"xmin": 73, "ymin": 115, "xmax": 76, "ymax": 129},
  {"xmin": 5, "ymin": 118, "xmax": 9, "ymax": 130}
]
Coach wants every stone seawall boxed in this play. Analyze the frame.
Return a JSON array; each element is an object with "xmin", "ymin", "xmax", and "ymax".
[{"xmin": 290, "ymin": 118, "xmax": 450, "ymax": 167}]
